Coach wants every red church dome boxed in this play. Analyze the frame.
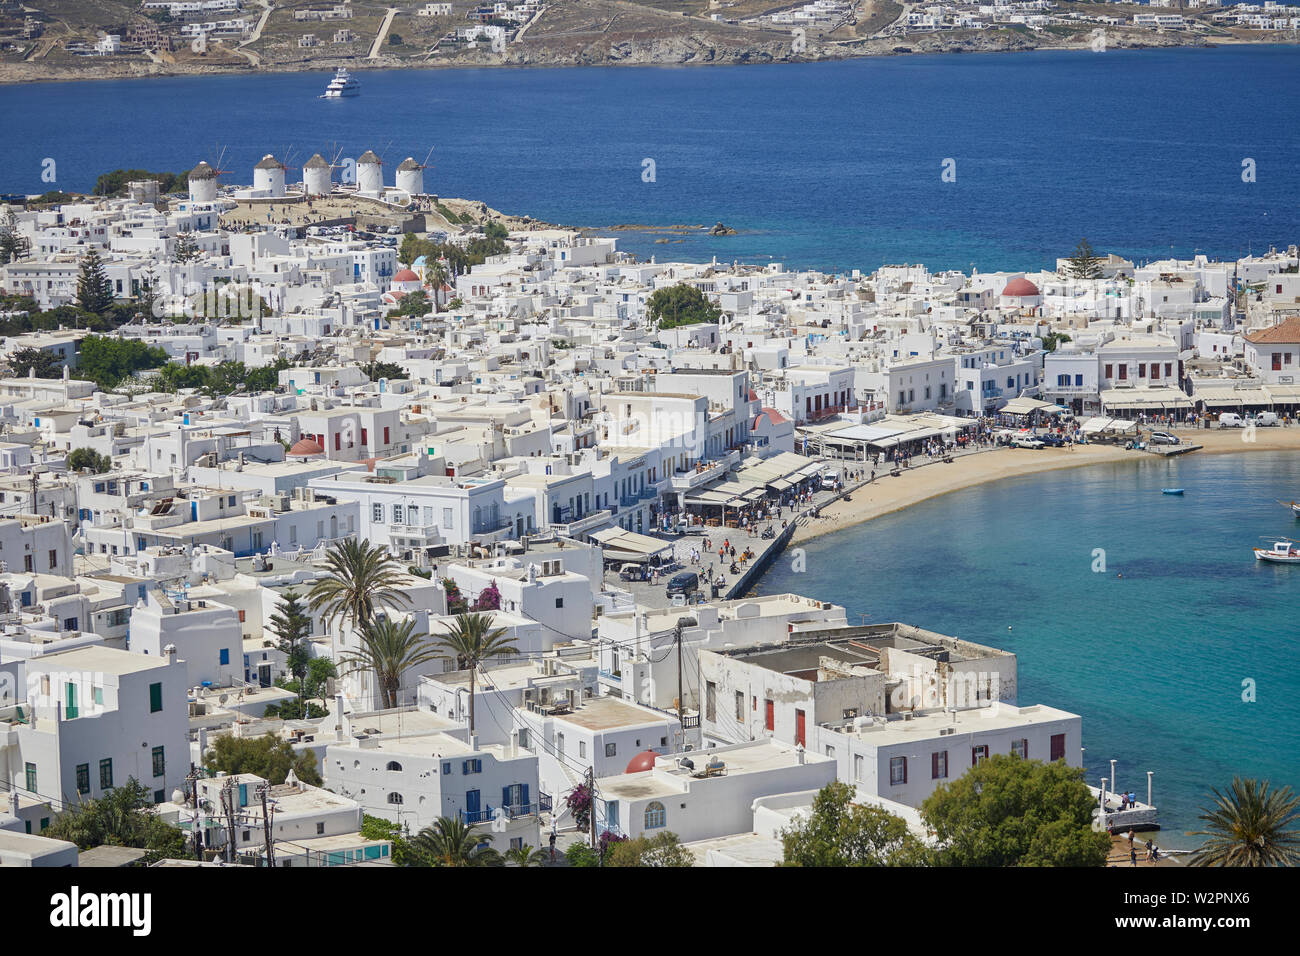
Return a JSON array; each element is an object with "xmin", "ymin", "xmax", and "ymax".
[
  {"xmin": 625, "ymin": 750, "xmax": 659, "ymax": 774},
  {"xmin": 393, "ymin": 268, "xmax": 420, "ymax": 283},
  {"xmin": 1001, "ymin": 277, "xmax": 1040, "ymax": 298},
  {"xmin": 289, "ymin": 437, "xmax": 324, "ymax": 456}
]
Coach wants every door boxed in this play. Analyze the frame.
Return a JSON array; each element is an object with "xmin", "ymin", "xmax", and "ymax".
[
  {"xmin": 257, "ymin": 663, "xmax": 272, "ymax": 688},
  {"xmin": 465, "ymin": 789, "xmax": 481, "ymax": 822},
  {"xmin": 764, "ymin": 699, "xmax": 774, "ymax": 732},
  {"xmin": 795, "ymin": 709, "xmax": 806, "ymax": 747},
  {"xmin": 1050, "ymin": 733, "xmax": 1066, "ymax": 762}
]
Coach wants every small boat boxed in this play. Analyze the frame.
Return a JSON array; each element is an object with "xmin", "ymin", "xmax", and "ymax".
[
  {"xmin": 320, "ymin": 67, "xmax": 359, "ymax": 99},
  {"xmin": 1254, "ymin": 540, "xmax": 1300, "ymax": 563},
  {"xmin": 1161, "ymin": 488, "xmax": 1184, "ymax": 496},
  {"xmin": 1280, "ymin": 499, "xmax": 1300, "ymax": 518}
]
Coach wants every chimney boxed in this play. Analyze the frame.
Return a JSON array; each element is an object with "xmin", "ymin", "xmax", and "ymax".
[
  {"xmin": 334, "ymin": 693, "xmax": 346, "ymax": 741},
  {"xmin": 8, "ymin": 790, "xmax": 17, "ymax": 816}
]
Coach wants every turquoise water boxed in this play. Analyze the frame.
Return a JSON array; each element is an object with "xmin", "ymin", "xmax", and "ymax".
[
  {"xmin": 2, "ymin": 45, "xmax": 1298, "ymax": 271},
  {"xmin": 755, "ymin": 451, "xmax": 1300, "ymax": 847}
]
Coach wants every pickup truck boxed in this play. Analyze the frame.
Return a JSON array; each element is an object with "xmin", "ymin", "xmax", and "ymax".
[{"xmin": 1010, "ymin": 436, "xmax": 1045, "ymax": 449}]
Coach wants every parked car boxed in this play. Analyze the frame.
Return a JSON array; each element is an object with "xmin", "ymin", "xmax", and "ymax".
[
  {"xmin": 1011, "ymin": 436, "xmax": 1045, "ymax": 449},
  {"xmin": 1149, "ymin": 431, "xmax": 1180, "ymax": 445},
  {"xmin": 1038, "ymin": 433, "xmax": 1066, "ymax": 447},
  {"xmin": 1249, "ymin": 412, "xmax": 1279, "ymax": 427},
  {"xmin": 1218, "ymin": 413, "xmax": 1245, "ymax": 428},
  {"xmin": 666, "ymin": 572, "xmax": 699, "ymax": 596},
  {"xmin": 618, "ymin": 563, "xmax": 646, "ymax": 582}
]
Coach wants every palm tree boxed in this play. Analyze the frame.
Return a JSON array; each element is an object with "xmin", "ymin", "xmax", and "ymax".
[
  {"xmin": 411, "ymin": 817, "xmax": 501, "ymax": 867},
  {"xmin": 504, "ymin": 843, "xmax": 547, "ymax": 867},
  {"xmin": 1189, "ymin": 777, "xmax": 1300, "ymax": 867},
  {"xmin": 307, "ymin": 539, "xmax": 411, "ymax": 637},
  {"xmin": 337, "ymin": 617, "xmax": 441, "ymax": 709},
  {"xmin": 433, "ymin": 612, "xmax": 519, "ymax": 734},
  {"xmin": 427, "ymin": 260, "xmax": 449, "ymax": 312}
]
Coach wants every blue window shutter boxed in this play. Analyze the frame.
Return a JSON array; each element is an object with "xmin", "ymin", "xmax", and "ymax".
[
  {"xmin": 521, "ymin": 784, "xmax": 529, "ymax": 807},
  {"xmin": 502, "ymin": 786, "xmax": 511, "ymax": 809},
  {"xmin": 462, "ymin": 760, "xmax": 468, "ymax": 775}
]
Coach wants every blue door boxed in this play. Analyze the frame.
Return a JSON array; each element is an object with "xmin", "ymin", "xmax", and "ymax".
[{"xmin": 465, "ymin": 789, "xmax": 480, "ymax": 822}]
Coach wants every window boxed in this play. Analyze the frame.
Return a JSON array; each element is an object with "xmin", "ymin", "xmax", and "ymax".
[
  {"xmin": 853, "ymin": 754, "xmax": 864, "ymax": 782},
  {"xmin": 735, "ymin": 691, "xmax": 745, "ymax": 720},
  {"xmin": 443, "ymin": 508, "xmax": 453, "ymax": 527},
  {"xmin": 556, "ymin": 733, "xmax": 565, "ymax": 756},
  {"xmin": 1050, "ymin": 733, "xmax": 1066, "ymax": 762},
  {"xmin": 605, "ymin": 742, "xmax": 616, "ymax": 758},
  {"xmin": 372, "ymin": 504, "xmax": 384, "ymax": 522},
  {"xmin": 25, "ymin": 761, "xmax": 37, "ymax": 793},
  {"xmin": 932, "ymin": 751, "xmax": 948, "ymax": 780},
  {"xmin": 387, "ymin": 792, "xmax": 404, "ymax": 804},
  {"xmin": 48, "ymin": 549, "xmax": 58, "ymax": 570},
  {"xmin": 386, "ymin": 761, "xmax": 403, "ymax": 772},
  {"xmin": 972, "ymin": 745, "xmax": 989, "ymax": 766},
  {"xmin": 705, "ymin": 681, "xmax": 716, "ymax": 721},
  {"xmin": 392, "ymin": 504, "xmax": 403, "ymax": 523},
  {"xmin": 219, "ymin": 648, "xmax": 230, "ymax": 666},
  {"xmin": 100, "ymin": 758, "xmax": 113, "ymax": 790},
  {"xmin": 579, "ymin": 741, "xmax": 587, "ymax": 759},
  {"xmin": 462, "ymin": 759, "xmax": 482, "ymax": 775},
  {"xmin": 518, "ymin": 729, "xmax": 530, "ymax": 750},
  {"xmin": 555, "ymin": 597, "xmax": 563, "ymax": 609},
  {"xmin": 151, "ymin": 746, "xmax": 165, "ymax": 777},
  {"xmin": 149, "ymin": 682, "xmax": 163, "ymax": 713},
  {"xmin": 889, "ymin": 756, "xmax": 907, "ymax": 786},
  {"xmin": 644, "ymin": 800, "xmax": 666, "ymax": 830},
  {"xmin": 1011, "ymin": 738, "xmax": 1028, "ymax": 759},
  {"xmin": 441, "ymin": 761, "xmax": 452, "ymax": 776}
]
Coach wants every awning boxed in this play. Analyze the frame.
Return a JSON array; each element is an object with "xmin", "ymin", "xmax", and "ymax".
[
  {"xmin": 590, "ymin": 528, "xmax": 674, "ymax": 563},
  {"xmin": 1100, "ymin": 387, "xmax": 1193, "ymax": 410},
  {"xmin": 999, "ymin": 397, "xmax": 1055, "ymax": 416},
  {"xmin": 1080, "ymin": 416, "xmax": 1139, "ymax": 435}
]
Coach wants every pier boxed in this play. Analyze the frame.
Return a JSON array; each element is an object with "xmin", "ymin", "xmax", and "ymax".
[{"xmin": 1146, "ymin": 443, "xmax": 1202, "ymax": 457}]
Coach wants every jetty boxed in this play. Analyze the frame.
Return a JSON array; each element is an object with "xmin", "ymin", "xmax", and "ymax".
[{"xmin": 1147, "ymin": 443, "xmax": 1202, "ymax": 457}]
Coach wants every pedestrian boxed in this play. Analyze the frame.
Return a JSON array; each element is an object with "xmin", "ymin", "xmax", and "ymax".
[
  {"xmin": 1130, "ymin": 846, "xmax": 1138, "ymax": 866},
  {"xmin": 549, "ymin": 830, "xmax": 556, "ymax": 862}
]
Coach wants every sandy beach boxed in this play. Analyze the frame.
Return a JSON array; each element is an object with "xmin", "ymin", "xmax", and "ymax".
[{"xmin": 792, "ymin": 426, "xmax": 1300, "ymax": 546}]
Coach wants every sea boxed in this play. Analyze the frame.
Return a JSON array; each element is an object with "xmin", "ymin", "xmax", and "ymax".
[
  {"xmin": 754, "ymin": 451, "xmax": 1300, "ymax": 847},
  {"xmin": 1, "ymin": 45, "xmax": 1298, "ymax": 271}
]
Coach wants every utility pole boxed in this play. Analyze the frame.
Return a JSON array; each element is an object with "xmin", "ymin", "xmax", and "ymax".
[
  {"xmin": 587, "ymin": 765, "xmax": 597, "ymax": 860},
  {"xmin": 186, "ymin": 764, "xmax": 203, "ymax": 860},
  {"xmin": 258, "ymin": 783, "xmax": 275, "ymax": 868},
  {"xmin": 222, "ymin": 779, "xmax": 238, "ymax": 865}
]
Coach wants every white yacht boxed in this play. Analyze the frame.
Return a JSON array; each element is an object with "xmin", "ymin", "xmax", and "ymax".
[{"xmin": 320, "ymin": 68, "xmax": 360, "ymax": 99}]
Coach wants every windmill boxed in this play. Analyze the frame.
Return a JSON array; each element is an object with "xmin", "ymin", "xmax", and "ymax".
[{"xmin": 396, "ymin": 147, "xmax": 434, "ymax": 198}]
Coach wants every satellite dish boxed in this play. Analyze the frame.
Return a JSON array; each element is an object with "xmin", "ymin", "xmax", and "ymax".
[{"xmin": 219, "ymin": 694, "xmax": 229, "ymax": 705}]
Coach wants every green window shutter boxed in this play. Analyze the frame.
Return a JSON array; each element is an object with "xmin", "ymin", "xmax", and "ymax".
[
  {"xmin": 149, "ymin": 682, "xmax": 163, "ymax": 713},
  {"xmin": 65, "ymin": 682, "xmax": 78, "ymax": 720}
]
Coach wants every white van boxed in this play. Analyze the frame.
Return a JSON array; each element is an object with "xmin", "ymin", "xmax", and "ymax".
[
  {"xmin": 1250, "ymin": 411, "xmax": 1279, "ymax": 427},
  {"xmin": 1218, "ymin": 413, "xmax": 1245, "ymax": 428}
]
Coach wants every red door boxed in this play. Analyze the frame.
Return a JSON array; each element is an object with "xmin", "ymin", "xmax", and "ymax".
[
  {"xmin": 764, "ymin": 699, "xmax": 774, "ymax": 732},
  {"xmin": 1050, "ymin": 734, "xmax": 1066, "ymax": 761},
  {"xmin": 795, "ymin": 709, "xmax": 806, "ymax": 747}
]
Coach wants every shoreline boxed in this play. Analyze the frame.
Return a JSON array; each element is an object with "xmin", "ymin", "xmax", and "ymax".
[
  {"xmin": 2, "ymin": 37, "xmax": 1295, "ymax": 88},
  {"xmin": 790, "ymin": 428, "xmax": 1300, "ymax": 547}
]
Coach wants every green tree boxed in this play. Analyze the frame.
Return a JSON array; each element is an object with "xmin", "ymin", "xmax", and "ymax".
[
  {"xmin": 647, "ymin": 283, "xmax": 722, "ymax": 329},
  {"xmin": 398, "ymin": 233, "xmax": 436, "ymax": 266},
  {"xmin": 173, "ymin": 229, "xmax": 202, "ymax": 264},
  {"xmin": 339, "ymin": 616, "xmax": 442, "ymax": 710},
  {"xmin": 1041, "ymin": 331, "xmax": 1072, "ymax": 353},
  {"xmin": 243, "ymin": 357, "xmax": 289, "ymax": 392},
  {"xmin": 920, "ymin": 754, "xmax": 1110, "ymax": 867},
  {"xmin": 203, "ymin": 733, "xmax": 322, "ymax": 786},
  {"xmin": 386, "ymin": 289, "xmax": 430, "ymax": 318},
  {"xmin": 307, "ymin": 538, "xmax": 412, "ymax": 637},
  {"xmin": 483, "ymin": 220, "xmax": 508, "ymax": 240},
  {"xmin": 303, "ymin": 657, "xmax": 337, "ymax": 707},
  {"xmin": 504, "ymin": 843, "xmax": 548, "ymax": 866},
  {"xmin": 45, "ymin": 778, "xmax": 188, "ymax": 863},
  {"xmin": 1066, "ymin": 238, "xmax": 1104, "ymax": 280},
  {"xmin": 92, "ymin": 169, "xmax": 186, "ymax": 197},
  {"xmin": 0, "ymin": 208, "xmax": 30, "ymax": 264},
  {"xmin": 8, "ymin": 347, "xmax": 62, "ymax": 378},
  {"xmin": 362, "ymin": 360, "xmax": 406, "ymax": 382},
  {"xmin": 1188, "ymin": 777, "xmax": 1300, "ymax": 867},
  {"xmin": 433, "ymin": 612, "xmax": 519, "ymax": 733},
  {"xmin": 76, "ymin": 248, "xmax": 115, "ymax": 315},
  {"xmin": 410, "ymin": 817, "xmax": 502, "ymax": 866},
  {"xmin": 606, "ymin": 831, "xmax": 694, "ymax": 867},
  {"xmin": 782, "ymin": 781, "xmax": 928, "ymax": 867},
  {"xmin": 269, "ymin": 590, "xmax": 312, "ymax": 685},
  {"xmin": 426, "ymin": 260, "xmax": 449, "ymax": 312},
  {"xmin": 76, "ymin": 334, "xmax": 169, "ymax": 389},
  {"xmin": 361, "ymin": 814, "xmax": 416, "ymax": 865},
  {"xmin": 67, "ymin": 447, "xmax": 112, "ymax": 473}
]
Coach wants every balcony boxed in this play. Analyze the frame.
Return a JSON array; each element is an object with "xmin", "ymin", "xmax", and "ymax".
[
  {"xmin": 388, "ymin": 524, "xmax": 443, "ymax": 545},
  {"xmin": 551, "ymin": 509, "xmax": 612, "ymax": 538},
  {"xmin": 669, "ymin": 449, "xmax": 740, "ymax": 492}
]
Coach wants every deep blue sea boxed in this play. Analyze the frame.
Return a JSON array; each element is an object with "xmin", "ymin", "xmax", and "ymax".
[
  {"xmin": 755, "ymin": 452, "xmax": 1300, "ymax": 847},
  {"xmin": 2, "ymin": 45, "xmax": 1298, "ymax": 271}
]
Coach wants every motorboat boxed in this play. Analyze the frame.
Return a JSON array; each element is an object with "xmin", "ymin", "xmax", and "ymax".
[
  {"xmin": 1161, "ymin": 488, "xmax": 1184, "ymax": 496},
  {"xmin": 1254, "ymin": 540, "xmax": 1300, "ymax": 564},
  {"xmin": 320, "ymin": 68, "xmax": 360, "ymax": 99}
]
